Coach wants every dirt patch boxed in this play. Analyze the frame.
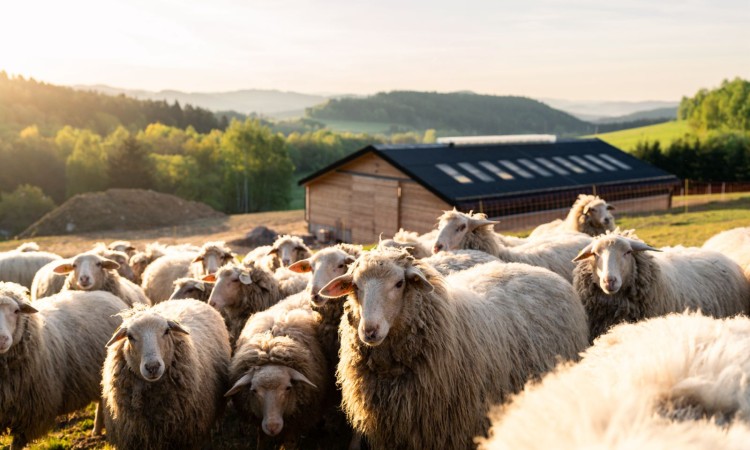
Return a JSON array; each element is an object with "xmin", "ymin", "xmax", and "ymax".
[{"xmin": 20, "ymin": 189, "xmax": 225, "ymax": 238}]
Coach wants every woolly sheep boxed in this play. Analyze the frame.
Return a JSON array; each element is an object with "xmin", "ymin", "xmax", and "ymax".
[
  {"xmin": 15, "ymin": 242, "xmax": 40, "ymax": 252},
  {"xmin": 93, "ymin": 243, "xmax": 138, "ymax": 282},
  {"xmin": 192, "ymin": 241, "xmax": 235, "ymax": 277},
  {"xmin": 478, "ymin": 312, "xmax": 750, "ymax": 450},
  {"xmin": 108, "ymin": 240, "xmax": 137, "ymax": 258},
  {"xmin": 702, "ymin": 226, "xmax": 750, "ymax": 273},
  {"xmin": 379, "ymin": 229, "xmax": 439, "ymax": 259},
  {"xmin": 53, "ymin": 252, "xmax": 150, "ymax": 307},
  {"xmin": 0, "ymin": 248, "xmax": 61, "ymax": 289},
  {"xmin": 226, "ymin": 293, "xmax": 327, "ymax": 449},
  {"xmin": 320, "ymin": 248, "xmax": 588, "ymax": 450},
  {"xmin": 242, "ymin": 245, "xmax": 277, "ymax": 271},
  {"xmin": 422, "ymin": 249, "xmax": 502, "ymax": 276},
  {"xmin": 103, "ymin": 299, "xmax": 231, "ymax": 449},
  {"xmin": 141, "ymin": 251, "xmax": 199, "ymax": 304},
  {"xmin": 268, "ymin": 235, "xmax": 312, "ymax": 269},
  {"xmin": 528, "ymin": 194, "xmax": 616, "ymax": 238},
  {"xmin": 432, "ymin": 210, "xmax": 530, "ymax": 255},
  {"xmin": 573, "ymin": 232, "xmax": 750, "ymax": 342},
  {"xmin": 205, "ymin": 262, "xmax": 309, "ymax": 347},
  {"xmin": 168, "ymin": 277, "xmax": 213, "ymax": 302},
  {"xmin": 129, "ymin": 242, "xmax": 199, "ymax": 285},
  {"xmin": 0, "ymin": 282, "xmax": 126, "ymax": 449}
]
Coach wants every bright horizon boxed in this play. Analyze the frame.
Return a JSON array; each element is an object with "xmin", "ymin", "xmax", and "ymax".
[{"xmin": 1, "ymin": 0, "xmax": 748, "ymax": 101}]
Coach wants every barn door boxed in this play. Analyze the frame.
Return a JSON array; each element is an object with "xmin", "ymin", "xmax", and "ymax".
[{"xmin": 351, "ymin": 176, "xmax": 400, "ymax": 244}]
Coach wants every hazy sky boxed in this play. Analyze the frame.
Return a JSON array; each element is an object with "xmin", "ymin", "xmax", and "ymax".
[{"xmin": 1, "ymin": 0, "xmax": 748, "ymax": 100}]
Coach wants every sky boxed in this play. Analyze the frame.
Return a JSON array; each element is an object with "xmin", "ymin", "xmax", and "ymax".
[{"xmin": 1, "ymin": 0, "xmax": 748, "ymax": 101}]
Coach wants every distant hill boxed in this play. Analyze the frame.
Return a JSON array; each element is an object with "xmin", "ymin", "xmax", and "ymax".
[
  {"xmin": 307, "ymin": 91, "xmax": 596, "ymax": 136},
  {"xmin": 588, "ymin": 120, "xmax": 692, "ymax": 152},
  {"xmin": 542, "ymin": 98, "xmax": 679, "ymax": 122},
  {"xmin": 595, "ymin": 107, "xmax": 677, "ymax": 124},
  {"xmin": 0, "ymin": 74, "xmax": 221, "ymax": 137},
  {"xmin": 75, "ymin": 85, "xmax": 328, "ymax": 119}
]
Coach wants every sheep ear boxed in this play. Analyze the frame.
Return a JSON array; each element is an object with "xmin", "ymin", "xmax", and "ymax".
[
  {"xmin": 202, "ymin": 274, "xmax": 216, "ymax": 282},
  {"xmin": 195, "ymin": 282, "xmax": 206, "ymax": 292},
  {"xmin": 225, "ymin": 372, "xmax": 254, "ymax": 397},
  {"xmin": 288, "ymin": 368, "xmax": 317, "ymax": 389},
  {"xmin": 288, "ymin": 259, "xmax": 312, "ymax": 273},
  {"xmin": 573, "ymin": 243, "xmax": 595, "ymax": 262},
  {"xmin": 405, "ymin": 266, "xmax": 433, "ymax": 293},
  {"xmin": 167, "ymin": 320, "xmax": 190, "ymax": 335},
  {"xmin": 606, "ymin": 205, "xmax": 615, "ymax": 211},
  {"xmin": 192, "ymin": 255, "xmax": 204, "ymax": 263},
  {"xmin": 468, "ymin": 217, "xmax": 499, "ymax": 231},
  {"xmin": 320, "ymin": 274, "xmax": 354, "ymax": 298},
  {"xmin": 53, "ymin": 262, "xmax": 74, "ymax": 274},
  {"xmin": 125, "ymin": 245, "xmax": 136, "ymax": 252},
  {"xmin": 239, "ymin": 272, "xmax": 253, "ymax": 285},
  {"xmin": 106, "ymin": 327, "xmax": 128, "ymax": 347},
  {"xmin": 19, "ymin": 302, "xmax": 38, "ymax": 314},
  {"xmin": 101, "ymin": 259, "xmax": 120, "ymax": 271},
  {"xmin": 267, "ymin": 248, "xmax": 278, "ymax": 256},
  {"xmin": 344, "ymin": 255, "xmax": 356, "ymax": 265},
  {"xmin": 628, "ymin": 239, "xmax": 660, "ymax": 253},
  {"xmin": 583, "ymin": 205, "xmax": 591, "ymax": 215}
]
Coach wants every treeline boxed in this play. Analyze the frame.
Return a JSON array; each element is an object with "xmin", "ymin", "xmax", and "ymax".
[
  {"xmin": 0, "ymin": 73, "xmax": 224, "ymax": 138},
  {"xmin": 307, "ymin": 91, "xmax": 595, "ymax": 136},
  {"xmin": 678, "ymin": 78, "xmax": 750, "ymax": 132}
]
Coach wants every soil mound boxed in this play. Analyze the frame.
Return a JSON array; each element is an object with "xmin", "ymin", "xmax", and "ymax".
[{"xmin": 20, "ymin": 189, "xmax": 225, "ymax": 237}]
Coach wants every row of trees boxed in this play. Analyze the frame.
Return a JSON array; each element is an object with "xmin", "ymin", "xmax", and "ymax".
[{"xmin": 678, "ymin": 78, "xmax": 750, "ymax": 132}]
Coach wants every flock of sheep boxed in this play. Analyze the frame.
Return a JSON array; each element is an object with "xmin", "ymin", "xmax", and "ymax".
[{"xmin": 0, "ymin": 193, "xmax": 749, "ymax": 449}]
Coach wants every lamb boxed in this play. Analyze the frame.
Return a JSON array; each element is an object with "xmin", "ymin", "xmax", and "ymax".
[
  {"xmin": 192, "ymin": 241, "xmax": 235, "ymax": 276},
  {"xmin": 477, "ymin": 312, "xmax": 750, "ymax": 450},
  {"xmin": 0, "ymin": 247, "xmax": 61, "ymax": 289},
  {"xmin": 141, "ymin": 251, "xmax": 199, "ymax": 304},
  {"xmin": 168, "ymin": 277, "xmax": 213, "ymax": 302},
  {"xmin": 268, "ymin": 235, "xmax": 312, "ymax": 269},
  {"xmin": 102, "ymin": 299, "xmax": 231, "ymax": 450},
  {"xmin": 0, "ymin": 282, "xmax": 126, "ymax": 449},
  {"xmin": 53, "ymin": 252, "xmax": 150, "ymax": 307},
  {"xmin": 702, "ymin": 227, "xmax": 750, "ymax": 272},
  {"xmin": 422, "ymin": 249, "xmax": 501, "ymax": 276},
  {"xmin": 573, "ymin": 232, "xmax": 750, "ymax": 342},
  {"xmin": 226, "ymin": 293, "xmax": 328, "ymax": 450},
  {"xmin": 320, "ymin": 247, "xmax": 588, "ymax": 450},
  {"xmin": 528, "ymin": 194, "xmax": 616, "ymax": 238},
  {"xmin": 205, "ymin": 262, "xmax": 309, "ymax": 347},
  {"xmin": 108, "ymin": 240, "xmax": 137, "ymax": 258},
  {"xmin": 432, "ymin": 210, "xmax": 529, "ymax": 255}
]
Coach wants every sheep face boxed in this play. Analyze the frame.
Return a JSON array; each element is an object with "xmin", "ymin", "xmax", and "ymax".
[
  {"xmin": 194, "ymin": 245, "xmax": 234, "ymax": 276},
  {"xmin": 206, "ymin": 266, "xmax": 253, "ymax": 310},
  {"xmin": 109, "ymin": 241, "xmax": 136, "ymax": 257},
  {"xmin": 433, "ymin": 210, "xmax": 498, "ymax": 253},
  {"xmin": 106, "ymin": 313, "xmax": 189, "ymax": 382},
  {"xmin": 169, "ymin": 278, "xmax": 211, "ymax": 301},
  {"xmin": 129, "ymin": 253, "xmax": 150, "ymax": 280},
  {"xmin": 574, "ymin": 236, "xmax": 659, "ymax": 294},
  {"xmin": 321, "ymin": 252, "xmax": 432, "ymax": 346},
  {"xmin": 53, "ymin": 253, "xmax": 120, "ymax": 290},
  {"xmin": 270, "ymin": 237, "xmax": 310, "ymax": 268},
  {"xmin": 289, "ymin": 248, "xmax": 354, "ymax": 307},
  {"xmin": 226, "ymin": 365, "xmax": 316, "ymax": 437},
  {"xmin": 0, "ymin": 296, "xmax": 37, "ymax": 353},
  {"xmin": 103, "ymin": 250, "xmax": 137, "ymax": 282},
  {"xmin": 584, "ymin": 201, "xmax": 616, "ymax": 232}
]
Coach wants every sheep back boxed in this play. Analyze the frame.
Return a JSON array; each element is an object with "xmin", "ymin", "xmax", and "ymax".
[
  {"xmin": 0, "ymin": 251, "xmax": 61, "ymax": 289},
  {"xmin": 141, "ymin": 252, "xmax": 195, "ymax": 304}
]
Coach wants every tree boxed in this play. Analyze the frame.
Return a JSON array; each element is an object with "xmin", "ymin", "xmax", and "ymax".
[
  {"xmin": 0, "ymin": 184, "xmax": 55, "ymax": 237},
  {"xmin": 107, "ymin": 136, "xmax": 155, "ymax": 190},
  {"xmin": 65, "ymin": 130, "xmax": 109, "ymax": 196}
]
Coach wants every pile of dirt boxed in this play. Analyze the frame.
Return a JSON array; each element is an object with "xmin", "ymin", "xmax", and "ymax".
[{"xmin": 20, "ymin": 189, "xmax": 225, "ymax": 237}]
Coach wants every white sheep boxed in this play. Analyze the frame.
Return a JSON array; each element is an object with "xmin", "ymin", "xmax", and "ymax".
[
  {"xmin": 0, "ymin": 248, "xmax": 61, "ymax": 289},
  {"xmin": 574, "ymin": 232, "xmax": 750, "ymax": 341},
  {"xmin": 108, "ymin": 240, "xmax": 137, "ymax": 258},
  {"xmin": 242, "ymin": 245, "xmax": 277, "ymax": 271},
  {"xmin": 422, "ymin": 249, "xmax": 502, "ymax": 276},
  {"xmin": 103, "ymin": 299, "xmax": 231, "ymax": 449},
  {"xmin": 528, "ymin": 194, "xmax": 616, "ymax": 238},
  {"xmin": 432, "ymin": 209, "xmax": 528, "ymax": 255},
  {"xmin": 141, "ymin": 251, "xmax": 199, "ymax": 304},
  {"xmin": 478, "ymin": 312, "xmax": 750, "ymax": 450},
  {"xmin": 321, "ymin": 248, "xmax": 588, "ymax": 450},
  {"xmin": 168, "ymin": 277, "xmax": 213, "ymax": 302},
  {"xmin": 378, "ymin": 229, "xmax": 439, "ymax": 259},
  {"xmin": 192, "ymin": 241, "xmax": 235, "ymax": 277},
  {"xmin": 268, "ymin": 235, "xmax": 312, "ymax": 269},
  {"xmin": 15, "ymin": 242, "xmax": 40, "ymax": 252},
  {"xmin": 702, "ymin": 226, "xmax": 750, "ymax": 274},
  {"xmin": 0, "ymin": 282, "xmax": 126, "ymax": 449},
  {"xmin": 53, "ymin": 252, "xmax": 150, "ymax": 307}
]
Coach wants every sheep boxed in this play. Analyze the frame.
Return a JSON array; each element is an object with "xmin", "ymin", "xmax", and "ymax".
[
  {"xmin": 205, "ymin": 262, "xmax": 309, "ymax": 348},
  {"xmin": 702, "ymin": 226, "xmax": 750, "ymax": 271},
  {"xmin": 226, "ymin": 293, "xmax": 328, "ymax": 450},
  {"xmin": 53, "ymin": 252, "xmax": 150, "ymax": 307},
  {"xmin": 378, "ymin": 229, "xmax": 439, "ymax": 259},
  {"xmin": 320, "ymin": 247, "xmax": 588, "ymax": 450},
  {"xmin": 129, "ymin": 242, "xmax": 169, "ymax": 284},
  {"xmin": 477, "ymin": 312, "xmax": 750, "ymax": 450},
  {"xmin": 15, "ymin": 242, "xmax": 40, "ymax": 252},
  {"xmin": 108, "ymin": 240, "xmax": 137, "ymax": 258},
  {"xmin": 168, "ymin": 277, "xmax": 213, "ymax": 302},
  {"xmin": 528, "ymin": 194, "xmax": 616, "ymax": 238},
  {"xmin": 432, "ymin": 209, "xmax": 529, "ymax": 255},
  {"xmin": 573, "ymin": 232, "xmax": 750, "ymax": 342},
  {"xmin": 422, "ymin": 249, "xmax": 502, "ymax": 276},
  {"xmin": 0, "ymin": 282, "xmax": 127, "ymax": 450},
  {"xmin": 192, "ymin": 241, "xmax": 235, "ymax": 277},
  {"xmin": 93, "ymin": 243, "xmax": 138, "ymax": 282},
  {"xmin": 268, "ymin": 235, "xmax": 312, "ymax": 269},
  {"xmin": 243, "ymin": 245, "xmax": 277, "ymax": 271},
  {"xmin": 102, "ymin": 299, "xmax": 231, "ymax": 450},
  {"xmin": 141, "ymin": 251, "xmax": 199, "ymax": 304},
  {"xmin": 0, "ymin": 248, "xmax": 61, "ymax": 289}
]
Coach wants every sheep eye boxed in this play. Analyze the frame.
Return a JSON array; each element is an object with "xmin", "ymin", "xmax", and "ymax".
[
  {"xmin": 337, "ymin": 264, "xmax": 345, "ymax": 269},
  {"xmin": 457, "ymin": 224, "xmax": 466, "ymax": 232},
  {"xmin": 163, "ymin": 329, "xmax": 170, "ymax": 336},
  {"xmin": 14, "ymin": 309, "xmax": 20, "ymax": 315},
  {"xmin": 625, "ymin": 250, "xmax": 632, "ymax": 256},
  {"xmin": 286, "ymin": 385, "xmax": 292, "ymax": 391},
  {"xmin": 395, "ymin": 280, "xmax": 404, "ymax": 288},
  {"xmin": 96, "ymin": 262, "xmax": 102, "ymax": 267},
  {"xmin": 126, "ymin": 333, "xmax": 135, "ymax": 341}
]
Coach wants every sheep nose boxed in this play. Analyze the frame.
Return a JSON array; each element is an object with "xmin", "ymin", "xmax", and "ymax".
[
  {"xmin": 79, "ymin": 275, "xmax": 91, "ymax": 286},
  {"xmin": 364, "ymin": 325, "xmax": 380, "ymax": 342},
  {"xmin": 282, "ymin": 258, "xmax": 290, "ymax": 266},
  {"xmin": 265, "ymin": 420, "xmax": 283, "ymax": 436},
  {"xmin": 143, "ymin": 361, "xmax": 162, "ymax": 378},
  {"xmin": 0, "ymin": 335, "xmax": 10, "ymax": 351},
  {"xmin": 433, "ymin": 243, "xmax": 443, "ymax": 254}
]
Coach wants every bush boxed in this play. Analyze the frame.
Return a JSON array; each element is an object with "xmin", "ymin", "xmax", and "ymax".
[{"xmin": 0, "ymin": 184, "xmax": 56, "ymax": 238}]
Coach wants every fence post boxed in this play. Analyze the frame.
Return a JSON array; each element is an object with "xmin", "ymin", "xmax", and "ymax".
[
  {"xmin": 684, "ymin": 179, "xmax": 689, "ymax": 214},
  {"xmin": 722, "ymin": 182, "xmax": 726, "ymax": 201}
]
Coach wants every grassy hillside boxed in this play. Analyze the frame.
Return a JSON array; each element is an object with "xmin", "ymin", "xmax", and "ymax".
[{"xmin": 588, "ymin": 120, "xmax": 692, "ymax": 151}]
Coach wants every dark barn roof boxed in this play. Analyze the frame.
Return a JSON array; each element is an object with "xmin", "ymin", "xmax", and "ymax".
[{"xmin": 299, "ymin": 139, "xmax": 679, "ymax": 205}]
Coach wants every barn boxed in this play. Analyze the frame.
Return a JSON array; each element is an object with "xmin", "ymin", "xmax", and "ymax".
[{"xmin": 299, "ymin": 137, "xmax": 679, "ymax": 244}]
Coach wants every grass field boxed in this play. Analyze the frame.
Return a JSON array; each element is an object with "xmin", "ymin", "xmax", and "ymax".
[{"xmin": 588, "ymin": 120, "xmax": 694, "ymax": 152}]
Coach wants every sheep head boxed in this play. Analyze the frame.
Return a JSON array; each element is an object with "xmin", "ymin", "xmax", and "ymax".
[
  {"xmin": 169, "ymin": 278, "xmax": 212, "ymax": 301},
  {"xmin": 0, "ymin": 283, "xmax": 37, "ymax": 354},
  {"xmin": 225, "ymin": 364, "xmax": 316, "ymax": 437},
  {"xmin": 289, "ymin": 247, "xmax": 356, "ymax": 307},
  {"xmin": 53, "ymin": 252, "xmax": 120, "ymax": 291},
  {"xmin": 109, "ymin": 240, "xmax": 136, "ymax": 257},
  {"xmin": 194, "ymin": 242, "xmax": 235, "ymax": 276},
  {"xmin": 320, "ymin": 248, "xmax": 432, "ymax": 346},
  {"xmin": 573, "ymin": 235, "xmax": 659, "ymax": 294},
  {"xmin": 106, "ymin": 311, "xmax": 189, "ymax": 382},
  {"xmin": 268, "ymin": 235, "xmax": 311, "ymax": 268},
  {"xmin": 581, "ymin": 197, "xmax": 616, "ymax": 233},
  {"xmin": 433, "ymin": 209, "xmax": 498, "ymax": 253},
  {"xmin": 205, "ymin": 263, "xmax": 269, "ymax": 310}
]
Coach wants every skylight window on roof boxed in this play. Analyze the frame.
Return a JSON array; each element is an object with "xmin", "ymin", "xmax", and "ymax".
[
  {"xmin": 478, "ymin": 161, "xmax": 514, "ymax": 180},
  {"xmin": 458, "ymin": 162, "xmax": 494, "ymax": 182},
  {"xmin": 599, "ymin": 153, "xmax": 632, "ymax": 170},
  {"xmin": 498, "ymin": 160, "xmax": 534, "ymax": 179},
  {"xmin": 584, "ymin": 154, "xmax": 616, "ymax": 171},
  {"xmin": 436, "ymin": 163, "xmax": 473, "ymax": 184},
  {"xmin": 551, "ymin": 156, "xmax": 586, "ymax": 174},
  {"xmin": 569, "ymin": 155, "xmax": 601, "ymax": 172},
  {"xmin": 518, "ymin": 158, "xmax": 552, "ymax": 177},
  {"xmin": 535, "ymin": 157, "xmax": 569, "ymax": 176}
]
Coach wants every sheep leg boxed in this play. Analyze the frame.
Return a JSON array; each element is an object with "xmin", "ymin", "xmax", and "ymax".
[
  {"xmin": 11, "ymin": 433, "xmax": 27, "ymax": 450},
  {"xmin": 348, "ymin": 431, "xmax": 363, "ymax": 450},
  {"xmin": 92, "ymin": 399, "xmax": 105, "ymax": 436}
]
